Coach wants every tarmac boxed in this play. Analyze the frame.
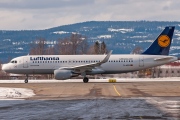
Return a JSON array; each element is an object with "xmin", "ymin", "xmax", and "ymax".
[{"xmin": 0, "ymin": 78, "xmax": 180, "ymax": 119}]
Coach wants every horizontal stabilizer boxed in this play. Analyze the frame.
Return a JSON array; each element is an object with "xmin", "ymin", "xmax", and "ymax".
[{"xmin": 154, "ymin": 56, "xmax": 175, "ymax": 61}]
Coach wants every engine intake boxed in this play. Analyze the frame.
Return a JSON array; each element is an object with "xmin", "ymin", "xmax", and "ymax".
[
  {"xmin": 54, "ymin": 69, "xmax": 78, "ymax": 80},
  {"xmin": 54, "ymin": 69, "xmax": 72, "ymax": 80}
]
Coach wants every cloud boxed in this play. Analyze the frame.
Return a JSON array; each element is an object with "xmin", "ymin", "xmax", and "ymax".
[
  {"xmin": 0, "ymin": 0, "xmax": 94, "ymax": 9},
  {"xmin": 0, "ymin": 0, "xmax": 180, "ymax": 30}
]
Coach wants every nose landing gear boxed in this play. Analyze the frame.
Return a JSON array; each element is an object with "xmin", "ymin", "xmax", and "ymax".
[
  {"xmin": 25, "ymin": 78, "xmax": 28, "ymax": 83},
  {"xmin": 24, "ymin": 74, "xmax": 28, "ymax": 83}
]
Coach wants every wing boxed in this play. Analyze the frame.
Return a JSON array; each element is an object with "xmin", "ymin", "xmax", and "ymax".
[{"xmin": 60, "ymin": 50, "xmax": 112, "ymax": 72}]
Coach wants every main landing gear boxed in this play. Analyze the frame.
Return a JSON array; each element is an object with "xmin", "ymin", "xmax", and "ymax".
[
  {"xmin": 83, "ymin": 77, "xmax": 89, "ymax": 83},
  {"xmin": 24, "ymin": 74, "xmax": 28, "ymax": 83},
  {"xmin": 81, "ymin": 72, "xmax": 89, "ymax": 83}
]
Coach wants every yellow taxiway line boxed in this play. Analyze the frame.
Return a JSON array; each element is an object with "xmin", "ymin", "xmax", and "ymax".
[{"xmin": 113, "ymin": 85, "xmax": 121, "ymax": 96}]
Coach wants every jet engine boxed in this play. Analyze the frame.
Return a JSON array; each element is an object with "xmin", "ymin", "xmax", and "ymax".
[{"xmin": 54, "ymin": 69, "xmax": 78, "ymax": 80}]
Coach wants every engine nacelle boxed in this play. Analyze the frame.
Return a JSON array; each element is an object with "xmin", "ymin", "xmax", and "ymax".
[{"xmin": 54, "ymin": 69, "xmax": 73, "ymax": 80}]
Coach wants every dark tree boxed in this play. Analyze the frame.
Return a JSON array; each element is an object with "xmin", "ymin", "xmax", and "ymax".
[
  {"xmin": 100, "ymin": 41, "xmax": 108, "ymax": 54},
  {"xmin": 94, "ymin": 41, "xmax": 100, "ymax": 54},
  {"xmin": 30, "ymin": 38, "xmax": 47, "ymax": 55}
]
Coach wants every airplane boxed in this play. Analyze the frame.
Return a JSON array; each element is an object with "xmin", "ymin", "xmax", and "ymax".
[{"xmin": 2, "ymin": 26, "xmax": 178, "ymax": 83}]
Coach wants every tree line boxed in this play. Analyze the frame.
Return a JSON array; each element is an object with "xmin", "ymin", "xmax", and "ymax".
[{"xmin": 29, "ymin": 34, "xmax": 108, "ymax": 55}]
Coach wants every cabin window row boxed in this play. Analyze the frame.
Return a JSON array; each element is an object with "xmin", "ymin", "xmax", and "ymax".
[
  {"xmin": 160, "ymin": 70, "xmax": 180, "ymax": 73},
  {"xmin": 32, "ymin": 60, "xmax": 133, "ymax": 63},
  {"xmin": 32, "ymin": 61, "xmax": 101, "ymax": 63},
  {"xmin": 108, "ymin": 60, "xmax": 133, "ymax": 62}
]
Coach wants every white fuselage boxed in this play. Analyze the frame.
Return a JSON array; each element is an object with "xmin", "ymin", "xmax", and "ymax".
[{"xmin": 2, "ymin": 54, "xmax": 178, "ymax": 75}]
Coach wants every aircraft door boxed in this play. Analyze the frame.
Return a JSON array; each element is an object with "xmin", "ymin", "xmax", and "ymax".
[
  {"xmin": 139, "ymin": 57, "xmax": 144, "ymax": 67},
  {"xmin": 23, "ymin": 57, "xmax": 28, "ymax": 68}
]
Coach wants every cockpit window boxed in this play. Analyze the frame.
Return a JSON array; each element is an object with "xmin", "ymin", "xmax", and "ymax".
[{"xmin": 10, "ymin": 60, "xmax": 17, "ymax": 63}]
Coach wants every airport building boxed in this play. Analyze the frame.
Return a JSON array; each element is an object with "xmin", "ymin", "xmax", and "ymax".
[{"xmin": 154, "ymin": 61, "xmax": 180, "ymax": 77}]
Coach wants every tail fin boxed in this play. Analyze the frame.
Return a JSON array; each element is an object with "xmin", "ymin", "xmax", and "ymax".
[{"xmin": 142, "ymin": 26, "xmax": 175, "ymax": 55}]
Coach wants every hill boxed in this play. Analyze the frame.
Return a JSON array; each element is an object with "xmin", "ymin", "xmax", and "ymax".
[{"xmin": 0, "ymin": 21, "xmax": 180, "ymax": 62}]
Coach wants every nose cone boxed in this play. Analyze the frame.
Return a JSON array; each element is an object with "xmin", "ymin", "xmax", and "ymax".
[{"xmin": 2, "ymin": 64, "xmax": 8, "ymax": 72}]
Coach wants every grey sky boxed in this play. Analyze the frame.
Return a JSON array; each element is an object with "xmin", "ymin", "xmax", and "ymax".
[{"xmin": 0, "ymin": 0, "xmax": 180, "ymax": 30}]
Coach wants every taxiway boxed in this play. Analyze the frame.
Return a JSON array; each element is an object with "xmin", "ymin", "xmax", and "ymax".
[{"xmin": 0, "ymin": 78, "xmax": 179, "ymax": 119}]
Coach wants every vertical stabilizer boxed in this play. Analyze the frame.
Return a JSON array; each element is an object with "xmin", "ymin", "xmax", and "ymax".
[{"xmin": 142, "ymin": 26, "xmax": 175, "ymax": 55}]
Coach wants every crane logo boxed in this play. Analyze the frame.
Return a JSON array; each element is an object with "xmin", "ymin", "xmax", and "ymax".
[{"xmin": 158, "ymin": 35, "xmax": 170, "ymax": 47}]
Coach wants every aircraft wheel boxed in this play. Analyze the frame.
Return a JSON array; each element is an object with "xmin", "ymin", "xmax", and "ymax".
[
  {"xmin": 83, "ymin": 77, "xmax": 89, "ymax": 83},
  {"xmin": 25, "ymin": 79, "xmax": 28, "ymax": 83}
]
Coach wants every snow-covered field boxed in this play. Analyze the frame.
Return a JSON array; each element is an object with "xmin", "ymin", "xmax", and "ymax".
[
  {"xmin": 0, "ymin": 87, "xmax": 35, "ymax": 100},
  {"xmin": 0, "ymin": 97, "xmax": 179, "ymax": 120}
]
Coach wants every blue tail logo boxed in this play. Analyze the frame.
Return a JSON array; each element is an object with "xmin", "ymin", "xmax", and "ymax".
[{"xmin": 142, "ymin": 26, "xmax": 175, "ymax": 55}]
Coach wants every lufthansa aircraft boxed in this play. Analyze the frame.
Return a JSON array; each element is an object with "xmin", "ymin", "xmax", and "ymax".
[{"xmin": 2, "ymin": 26, "xmax": 178, "ymax": 83}]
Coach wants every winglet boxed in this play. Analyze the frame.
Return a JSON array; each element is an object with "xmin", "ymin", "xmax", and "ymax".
[{"xmin": 101, "ymin": 50, "xmax": 112, "ymax": 63}]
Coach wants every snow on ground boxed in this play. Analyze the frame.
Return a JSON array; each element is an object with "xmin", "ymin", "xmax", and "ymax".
[
  {"xmin": 108, "ymin": 28, "xmax": 134, "ymax": 33},
  {"xmin": 97, "ymin": 35, "xmax": 111, "ymax": 39},
  {"xmin": 0, "ymin": 87, "xmax": 35, "ymax": 99},
  {"xmin": 0, "ymin": 98, "xmax": 179, "ymax": 119},
  {"xmin": 0, "ymin": 77, "xmax": 179, "ymax": 83},
  {"xmin": 52, "ymin": 31, "xmax": 69, "ymax": 34}
]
